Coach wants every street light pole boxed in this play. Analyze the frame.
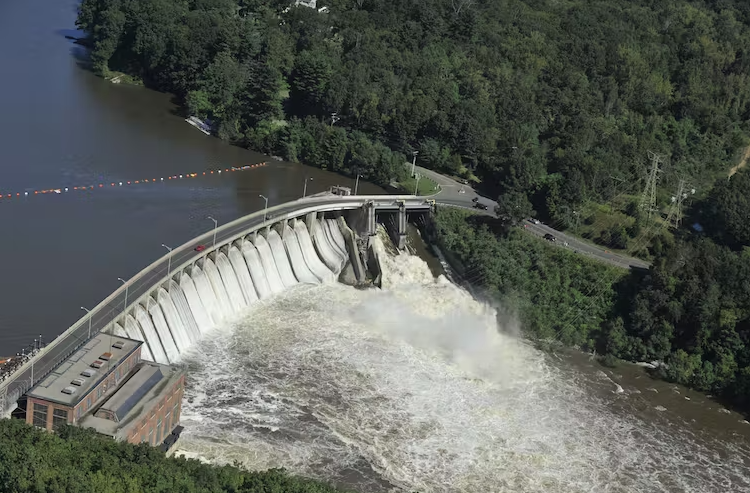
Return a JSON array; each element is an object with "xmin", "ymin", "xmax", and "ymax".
[
  {"xmin": 259, "ymin": 194, "xmax": 268, "ymax": 222},
  {"xmin": 354, "ymin": 174, "xmax": 361, "ymax": 195},
  {"xmin": 80, "ymin": 307, "xmax": 92, "ymax": 339},
  {"xmin": 162, "ymin": 244, "xmax": 173, "ymax": 277},
  {"xmin": 303, "ymin": 177, "xmax": 313, "ymax": 198},
  {"xmin": 207, "ymin": 216, "xmax": 218, "ymax": 247},
  {"xmin": 411, "ymin": 150, "xmax": 419, "ymax": 177},
  {"xmin": 117, "ymin": 277, "xmax": 128, "ymax": 313}
]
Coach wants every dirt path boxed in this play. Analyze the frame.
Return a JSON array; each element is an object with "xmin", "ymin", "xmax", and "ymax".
[{"xmin": 729, "ymin": 146, "xmax": 750, "ymax": 177}]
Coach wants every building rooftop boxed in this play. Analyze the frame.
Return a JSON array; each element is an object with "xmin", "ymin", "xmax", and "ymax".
[
  {"xmin": 80, "ymin": 362, "xmax": 183, "ymax": 440},
  {"xmin": 27, "ymin": 334, "xmax": 141, "ymax": 406}
]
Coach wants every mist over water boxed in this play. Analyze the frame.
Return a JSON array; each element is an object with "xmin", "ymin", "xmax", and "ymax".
[{"xmin": 178, "ymin": 239, "xmax": 750, "ymax": 493}]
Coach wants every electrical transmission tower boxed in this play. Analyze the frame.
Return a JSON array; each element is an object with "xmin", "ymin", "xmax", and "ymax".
[
  {"xmin": 664, "ymin": 178, "xmax": 695, "ymax": 229},
  {"xmin": 639, "ymin": 151, "xmax": 663, "ymax": 219}
]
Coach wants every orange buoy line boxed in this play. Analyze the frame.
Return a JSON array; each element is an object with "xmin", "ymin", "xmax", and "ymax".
[{"xmin": 0, "ymin": 162, "xmax": 269, "ymax": 201}]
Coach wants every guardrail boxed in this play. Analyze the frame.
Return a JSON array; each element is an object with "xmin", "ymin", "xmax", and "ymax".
[{"xmin": 0, "ymin": 194, "xmax": 434, "ymax": 412}]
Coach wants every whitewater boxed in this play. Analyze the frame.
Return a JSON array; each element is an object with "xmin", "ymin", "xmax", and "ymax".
[{"xmin": 175, "ymin": 238, "xmax": 750, "ymax": 493}]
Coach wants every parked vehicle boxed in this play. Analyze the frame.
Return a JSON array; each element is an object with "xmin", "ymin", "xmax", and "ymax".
[
  {"xmin": 194, "ymin": 245, "xmax": 206, "ymax": 252},
  {"xmin": 544, "ymin": 233, "xmax": 556, "ymax": 242},
  {"xmin": 474, "ymin": 202, "xmax": 488, "ymax": 210}
]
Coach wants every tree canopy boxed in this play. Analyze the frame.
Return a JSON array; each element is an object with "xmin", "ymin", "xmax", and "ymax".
[
  {"xmin": 0, "ymin": 419, "xmax": 352, "ymax": 493},
  {"xmin": 77, "ymin": 0, "xmax": 750, "ymax": 208}
]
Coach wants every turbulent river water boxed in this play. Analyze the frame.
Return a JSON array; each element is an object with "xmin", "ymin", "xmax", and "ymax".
[{"xmin": 176, "ymin": 235, "xmax": 750, "ymax": 493}]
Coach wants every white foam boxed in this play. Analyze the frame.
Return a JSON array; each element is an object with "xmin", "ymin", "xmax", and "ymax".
[{"xmin": 177, "ymin": 236, "xmax": 750, "ymax": 493}]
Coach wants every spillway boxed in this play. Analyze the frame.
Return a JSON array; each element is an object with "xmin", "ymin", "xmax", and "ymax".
[
  {"xmin": 229, "ymin": 245, "xmax": 259, "ymax": 305},
  {"xmin": 158, "ymin": 288, "xmax": 191, "ymax": 352},
  {"xmin": 192, "ymin": 265, "xmax": 222, "ymax": 325},
  {"xmin": 253, "ymin": 235, "xmax": 285, "ymax": 294},
  {"xmin": 294, "ymin": 220, "xmax": 334, "ymax": 283},
  {"xmin": 312, "ymin": 219, "xmax": 344, "ymax": 274},
  {"xmin": 267, "ymin": 229, "xmax": 298, "ymax": 289},
  {"xmin": 216, "ymin": 252, "xmax": 246, "ymax": 313},
  {"xmin": 135, "ymin": 306, "xmax": 168, "ymax": 364},
  {"xmin": 107, "ymin": 216, "xmax": 362, "ymax": 366},
  {"xmin": 242, "ymin": 240, "xmax": 272, "ymax": 299},
  {"xmin": 147, "ymin": 297, "xmax": 180, "ymax": 364},
  {"xmin": 169, "ymin": 280, "xmax": 201, "ymax": 342},
  {"xmin": 283, "ymin": 224, "xmax": 319, "ymax": 284},
  {"xmin": 204, "ymin": 258, "xmax": 233, "ymax": 317},
  {"xmin": 180, "ymin": 273, "xmax": 213, "ymax": 334},
  {"xmin": 112, "ymin": 323, "xmax": 128, "ymax": 339},
  {"xmin": 325, "ymin": 219, "xmax": 349, "ymax": 263}
]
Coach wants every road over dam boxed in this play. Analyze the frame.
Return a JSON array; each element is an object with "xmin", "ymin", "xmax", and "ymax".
[{"xmin": 0, "ymin": 193, "xmax": 435, "ymax": 416}]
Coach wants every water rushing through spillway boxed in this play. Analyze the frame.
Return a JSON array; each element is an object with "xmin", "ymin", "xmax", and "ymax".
[
  {"xmin": 171, "ymin": 236, "xmax": 750, "ymax": 493},
  {"xmin": 111, "ymin": 218, "xmax": 345, "ymax": 365}
]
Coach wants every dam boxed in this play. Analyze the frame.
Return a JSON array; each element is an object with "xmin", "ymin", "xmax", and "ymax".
[{"xmin": 0, "ymin": 191, "xmax": 435, "ymax": 416}]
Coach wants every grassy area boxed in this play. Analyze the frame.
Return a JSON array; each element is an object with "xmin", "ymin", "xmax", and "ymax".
[{"xmin": 396, "ymin": 174, "xmax": 440, "ymax": 195}]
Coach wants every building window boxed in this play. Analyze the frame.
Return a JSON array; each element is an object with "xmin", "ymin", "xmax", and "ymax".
[
  {"xmin": 148, "ymin": 428, "xmax": 154, "ymax": 445},
  {"xmin": 172, "ymin": 403, "xmax": 180, "ymax": 424},
  {"xmin": 52, "ymin": 408, "xmax": 68, "ymax": 430},
  {"xmin": 76, "ymin": 407, "xmax": 81, "ymax": 420},
  {"xmin": 32, "ymin": 403, "xmax": 48, "ymax": 429},
  {"xmin": 86, "ymin": 395, "xmax": 92, "ymax": 409},
  {"xmin": 97, "ymin": 387, "xmax": 102, "ymax": 398},
  {"xmin": 156, "ymin": 419, "xmax": 162, "ymax": 444},
  {"xmin": 164, "ymin": 411, "xmax": 171, "ymax": 436}
]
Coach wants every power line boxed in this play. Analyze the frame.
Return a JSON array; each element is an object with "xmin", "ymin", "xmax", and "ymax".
[{"xmin": 639, "ymin": 151, "xmax": 663, "ymax": 220}]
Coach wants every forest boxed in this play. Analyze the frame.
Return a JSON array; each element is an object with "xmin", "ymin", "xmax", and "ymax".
[
  {"xmin": 75, "ymin": 0, "xmax": 750, "ymax": 408},
  {"xmin": 0, "ymin": 418, "xmax": 351, "ymax": 493},
  {"xmin": 76, "ymin": 0, "xmax": 750, "ymax": 226},
  {"xmin": 434, "ymin": 169, "xmax": 750, "ymax": 413}
]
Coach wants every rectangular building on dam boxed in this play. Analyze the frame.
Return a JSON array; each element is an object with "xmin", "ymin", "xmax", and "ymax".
[{"xmin": 25, "ymin": 333, "xmax": 185, "ymax": 448}]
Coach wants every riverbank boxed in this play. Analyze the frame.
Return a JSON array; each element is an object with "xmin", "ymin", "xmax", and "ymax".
[{"xmin": 430, "ymin": 207, "xmax": 750, "ymax": 418}]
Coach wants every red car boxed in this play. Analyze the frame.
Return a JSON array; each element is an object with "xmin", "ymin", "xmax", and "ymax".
[{"xmin": 194, "ymin": 245, "xmax": 206, "ymax": 252}]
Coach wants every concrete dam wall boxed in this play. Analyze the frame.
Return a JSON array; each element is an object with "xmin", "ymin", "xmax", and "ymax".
[{"xmin": 108, "ymin": 217, "xmax": 351, "ymax": 365}]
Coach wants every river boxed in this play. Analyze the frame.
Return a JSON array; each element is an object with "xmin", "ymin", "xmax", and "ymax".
[
  {"xmin": 0, "ymin": 0, "xmax": 381, "ymax": 353},
  {"xmin": 1, "ymin": 1, "xmax": 749, "ymax": 492}
]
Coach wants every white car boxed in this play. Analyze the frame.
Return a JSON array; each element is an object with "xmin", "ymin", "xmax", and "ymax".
[{"xmin": 531, "ymin": 219, "xmax": 540, "ymax": 225}]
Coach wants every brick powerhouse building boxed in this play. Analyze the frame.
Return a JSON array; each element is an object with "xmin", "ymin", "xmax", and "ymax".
[{"xmin": 26, "ymin": 333, "xmax": 185, "ymax": 448}]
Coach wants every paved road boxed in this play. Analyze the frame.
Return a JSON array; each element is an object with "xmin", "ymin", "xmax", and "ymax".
[
  {"xmin": 417, "ymin": 166, "xmax": 651, "ymax": 271},
  {"xmin": 0, "ymin": 194, "xmax": 432, "ymax": 414}
]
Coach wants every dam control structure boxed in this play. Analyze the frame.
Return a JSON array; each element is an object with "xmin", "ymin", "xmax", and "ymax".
[{"xmin": 0, "ymin": 192, "xmax": 436, "ymax": 421}]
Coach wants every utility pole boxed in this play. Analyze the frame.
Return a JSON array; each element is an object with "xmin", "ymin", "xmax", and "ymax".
[
  {"xmin": 664, "ymin": 178, "xmax": 694, "ymax": 229},
  {"xmin": 639, "ymin": 151, "xmax": 663, "ymax": 220}
]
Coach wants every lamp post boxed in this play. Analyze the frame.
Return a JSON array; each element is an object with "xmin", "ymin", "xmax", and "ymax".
[
  {"xmin": 303, "ymin": 177, "xmax": 313, "ymax": 198},
  {"xmin": 354, "ymin": 174, "xmax": 361, "ymax": 195},
  {"xmin": 411, "ymin": 150, "xmax": 419, "ymax": 177},
  {"xmin": 259, "ymin": 194, "xmax": 268, "ymax": 222},
  {"xmin": 117, "ymin": 277, "xmax": 128, "ymax": 314},
  {"xmin": 207, "ymin": 216, "xmax": 218, "ymax": 247},
  {"xmin": 80, "ymin": 307, "xmax": 92, "ymax": 339},
  {"xmin": 414, "ymin": 173, "xmax": 421, "ymax": 196},
  {"xmin": 162, "ymin": 244, "xmax": 173, "ymax": 277}
]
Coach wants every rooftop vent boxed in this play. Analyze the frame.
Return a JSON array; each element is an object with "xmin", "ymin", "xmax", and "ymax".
[
  {"xmin": 99, "ymin": 352, "xmax": 112, "ymax": 361},
  {"xmin": 61, "ymin": 386, "xmax": 77, "ymax": 395},
  {"xmin": 81, "ymin": 368, "xmax": 96, "ymax": 378},
  {"xmin": 90, "ymin": 360, "xmax": 104, "ymax": 369},
  {"xmin": 71, "ymin": 378, "xmax": 85, "ymax": 386},
  {"xmin": 112, "ymin": 341, "xmax": 125, "ymax": 350}
]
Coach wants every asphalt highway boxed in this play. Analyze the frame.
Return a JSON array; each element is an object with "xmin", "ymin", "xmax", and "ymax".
[{"xmin": 417, "ymin": 165, "xmax": 651, "ymax": 271}]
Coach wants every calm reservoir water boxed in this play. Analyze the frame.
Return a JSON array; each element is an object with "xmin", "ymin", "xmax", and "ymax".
[
  {"xmin": 1, "ymin": 1, "xmax": 749, "ymax": 492},
  {"xmin": 0, "ymin": 0, "xmax": 380, "ymax": 353}
]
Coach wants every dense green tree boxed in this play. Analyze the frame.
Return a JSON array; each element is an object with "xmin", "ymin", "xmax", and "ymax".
[{"xmin": 0, "ymin": 419, "xmax": 352, "ymax": 493}]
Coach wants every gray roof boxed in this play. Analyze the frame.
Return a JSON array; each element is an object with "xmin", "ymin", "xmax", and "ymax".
[
  {"xmin": 98, "ymin": 364, "xmax": 164, "ymax": 421},
  {"xmin": 27, "ymin": 334, "xmax": 141, "ymax": 406},
  {"xmin": 80, "ymin": 362, "xmax": 184, "ymax": 440}
]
